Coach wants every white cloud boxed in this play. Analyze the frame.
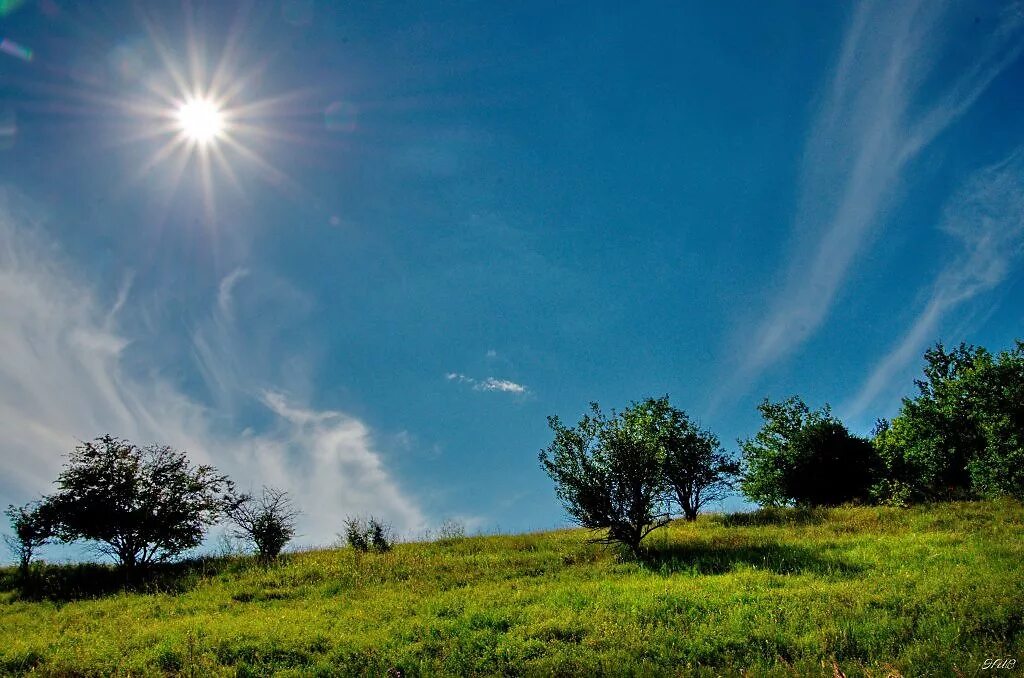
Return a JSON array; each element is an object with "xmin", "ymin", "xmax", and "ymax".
[
  {"xmin": 845, "ymin": 148, "xmax": 1024, "ymax": 421},
  {"xmin": 476, "ymin": 377, "xmax": 527, "ymax": 393},
  {"xmin": 217, "ymin": 266, "xmax": 249, "ymax": 316},
  {"xmin": 0, "ymin": 194, "xmax": 424, "ymax": 549},
  {"xmin": 718, "ymin": 0, "xmax": 1024, "ymax": 404},
  {"xmin": 444, "ymin": 371, "xmax": 528, "ymax": 395}
]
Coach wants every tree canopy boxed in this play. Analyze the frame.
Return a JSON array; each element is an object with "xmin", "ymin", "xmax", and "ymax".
[
  {"xmin": 539, "ymin": 401, "xmax": 670, "ymax": 555},
  {"xmin": 45, "ymin": 435, "xmax": 235, "ymax": 569},
  {"xmin": 741, "ymin": 397, "xmax": 878, "ymax": 507},
  {"xmin": 873, "ymin": 341, "xmax": 1024, "ymax": 503}
]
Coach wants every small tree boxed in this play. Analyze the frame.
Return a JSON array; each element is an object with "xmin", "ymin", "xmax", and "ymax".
[
  {"xmin": 651, "ymin": 398, "xmax": 741, "ymax": 520},
  {"xmin": 740, "ymin": 397, "xmax": 821, "ymax": 507},
  {"xmin": 539, "ymin": 401, "xmax": 669, "ymax": 556},
  {"xmin": 4, "ymin": 500, "xmax": 55, "ymax": 577},
  {"xmin": 741, "ymin": 397, "xmax": 878, "ymax": 507},
  {"xmin": 783, "ymin": 420, "xmax": 878, "ymax": 507},
  {"xmin": 226, "ymin": 487, "xmax": 300, "ymax": 560},
  {"xmin": 47, "ymin": 435, "xmax": 233, "ymax": 571},
  {"xmin": 343, "ymin": 516, "xmax": 394, "ymax": 553},
  {"xmin": 343, "ymin": 516, "xmax": 369, "ymax": 551}
]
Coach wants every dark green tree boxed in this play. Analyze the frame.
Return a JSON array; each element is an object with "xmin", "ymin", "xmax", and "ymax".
[
  {"xmin": 741, "ymin": 397, "xmax": 878, "ymax": 507},
  {"xmin": 4, "ymin": 500, "xmax": 55, "ymax": 577},
  {"xmin": 874, "ymin": 341, "xmax": 1024, "ymax": 502},
  {"xmin": 782, "ymin": 420, "xmax": 878, "ymax": 506},
  {"xmin": 47, "ymin": 435, "xmax": 234, "ymax": 570},
  {"xmin": 740, "ymin": 396, "xmax": 823, "ymax": 506},
  {"xmin": 539, "ymin": 401, "xmax": 669, "ymax": 555}
]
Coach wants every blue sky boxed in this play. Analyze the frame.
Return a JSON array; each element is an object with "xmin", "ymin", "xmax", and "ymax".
[{"xmin": 1, "ymin": 0, "xmax": 1023, "ymax": 548}]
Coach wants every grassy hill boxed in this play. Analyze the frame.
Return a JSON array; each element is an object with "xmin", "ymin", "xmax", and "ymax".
[{"xmin": 1, "ymin": 500, "xmax": 1022, "ymax": 677}]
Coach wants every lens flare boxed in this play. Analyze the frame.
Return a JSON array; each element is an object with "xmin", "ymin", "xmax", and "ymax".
[{"xmin": 176, "ymin": 98, "xmax": 223, "ymax": 143}]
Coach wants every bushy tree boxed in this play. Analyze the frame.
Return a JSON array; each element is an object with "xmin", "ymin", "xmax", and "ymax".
[
  {"xmin": 741, "ymin": 397, "xmax": 878, "ymax": 507},
  {"xmin": 4, "ymin": 500, "xmax": 55, "ymax": 576},
  {"xmin": 46, "ymin": 435, "xmax": 233, "ymax": 570},
  {"xmin": 740, "ymin": 397, "xmax": 824, "ymax": 506},
  {"xmin": 226, "ymin": 487, "xmax": 300, "ymax": 560},
  {"xmin": 784, "ymin": 420, "xmax": 878, "ymax": 506},
  {"xmin": 651, "ymin": 398, "xmax": 740, "ymax": 520},
  {"xmin": 539, "ymin": 401, "xmax": 669, "ymax": 555},
  {"xmin": 874, "ymin": 341, "xmax": 1024, "ymax": 502}
]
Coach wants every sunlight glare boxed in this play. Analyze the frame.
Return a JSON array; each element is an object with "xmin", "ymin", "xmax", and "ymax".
[{"xmin": 176, "ymin": 98, "xmax": 223, "ymax": 143}]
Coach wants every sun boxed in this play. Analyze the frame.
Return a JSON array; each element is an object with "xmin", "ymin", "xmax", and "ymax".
[{"xmin": 176, "ymin": 97, "xmax": 224, "ymax": 143}]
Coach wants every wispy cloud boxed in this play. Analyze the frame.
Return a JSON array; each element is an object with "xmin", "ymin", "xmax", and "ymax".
[
  {"xmin": 445, "ymin": 372, "xmax": 528, "ymax": 394},
  {"xmin": 217, "ymin": 266, "xmax": 249, "ymax": 317},
  {"xmin": 845, "ymin": 148, "xmax": 1024, "ymax": 420},
  {"xmin": 0, "ymin": 193, "xmax": 424, "ymax": 546},
  {"xmin": 719, "ymin": 0, "xmax": 1024, "ymax": 404}
]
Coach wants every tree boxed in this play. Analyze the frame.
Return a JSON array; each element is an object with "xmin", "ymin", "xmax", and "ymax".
[
  {"xmin": 4, "ymin": 500, "xmax": 55, "ymax": 577},
  {"xmin": 47, "ymin": 435, "xmax": 233, "ymax": 570},
  {"xmin": 539, "ymin": 401, "xmax": 669, "ymax": 556},
  {"xmin": 651, "ymin": 398, "xmax": 740, "ymax": 520},
  {"xmin": 741, "ymin": 397, "xmax": 878, "ymax": 507},
  {"xmin": 783, "ymin": 420, "xmax": 878, "ymax": 506},
  {"xmin": 740, "ymin": 397, "xmax": 824, "ymax": 507},
  {"xmin": 226, "ymin": 487, "xmax": 299, "ymax": 560},
  {"xmin": 874, "ymin": 340, "xmax": 1024, "ymax": 502}
]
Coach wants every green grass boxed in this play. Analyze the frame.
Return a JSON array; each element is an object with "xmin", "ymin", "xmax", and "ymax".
[{"xmin": 1, "ymin": 500, "xmax": 1022, "ymax": 676}]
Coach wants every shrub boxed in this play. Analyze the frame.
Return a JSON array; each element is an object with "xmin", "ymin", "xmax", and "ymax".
[
  {"xmin": 741, "ymin": 398, "xmax": 879, "ymax": 507},
  {"xmin": 226, "ymin": 487, "xmax": 300, "ymax": 560},
  {"xmin": 435, "ymin": 519, "xmax": 466, "ymax": 542},
  {"xmin": 343, "ymin": 516, "xmax": 394, "ymax": 553}
]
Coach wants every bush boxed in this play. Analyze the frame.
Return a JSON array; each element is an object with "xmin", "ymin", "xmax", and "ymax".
[
  {"xmin": 343, "ymin": 516, "xmax": 394, "ymax": 553},
  {"xmin": 226, "ymin": 487, "xmax": 300, "ymax": 560},
  {"xmin": 741, "ymin": 398, "xmax": 879, "ymax": 507}
]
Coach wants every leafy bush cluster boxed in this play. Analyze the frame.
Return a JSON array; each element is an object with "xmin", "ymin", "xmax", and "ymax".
[
  {"xmin": 872, "ymin": 341, "xmax": 1024, "ymax": 503},
  {"xmin": 343, "ymin": 516, "xmax": 395, "ymax": 553},
  {"xmin": 740, "ymin": 398, "xmax": 879, "ymax": 508},
  {"xmin": 742, "ymin": 340, "xmax": 1024, "ymax": 509}
]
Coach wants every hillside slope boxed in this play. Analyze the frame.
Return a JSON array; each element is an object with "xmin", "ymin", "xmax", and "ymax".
[{"xmin": 1, "ymin": 501, "xmax": 1022, "ymax": 676}]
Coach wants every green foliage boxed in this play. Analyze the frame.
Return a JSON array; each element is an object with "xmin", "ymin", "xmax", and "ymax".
[
  {"xmin": 344, "ymin": 516, "xmax": 395, "ymax": 553},
  {"xmin": 226, "ymin": 487, "xmax": 299, "ymax": 560},
  {"xmin": 45, "ymin": 435, "xmax": 234, "ymax": 569},
  {"xmin": 741, "ymin": 397, "xmax": 878, "ymax": 507},
  {"xmin": 1, "ymin": 501, "xmax": 1021, "ymax": 676},
  {"xmin": 652, "ymin": 398, "xmax": 740, "ymax": 520},
  {"xmin": 539, "ymin": 401, "xmax": 669, "ymax": 555},
  {"xmin": 3, "ymin": 501, "xmax": 55, "ymax": 576},
  {"xmin": 873, "ymin": 340, "xmax": 1024, "ymax": 502}
]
